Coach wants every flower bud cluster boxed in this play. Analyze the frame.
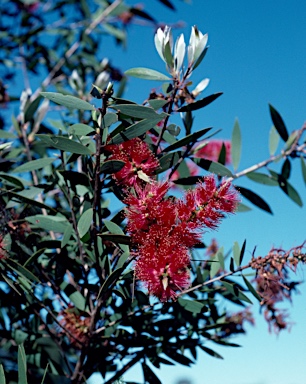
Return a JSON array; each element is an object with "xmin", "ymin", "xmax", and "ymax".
[{"xmin": 106, "ymin": 138, "xmax": 239, "ymax": 301}]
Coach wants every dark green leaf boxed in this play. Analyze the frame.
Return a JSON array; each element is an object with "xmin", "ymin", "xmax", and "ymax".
[
  {"xmin": 68, "ymin": 124, "xmax": 95, "ymax": 136},
  {"xmin": 0, "ymin": 173, "xmax": 25, "ymax": 188},
  {"xmin": 172, "ymin": 176, "xmax": 203, "ymax": 185},
  {"xmin": 239, "ymin": 239, "xmax": 246, "ymax": 265},
  {"xmin": 162, "ymin": 127, "xmax": 212, "ymax": 153},
  {"xmin": 178, "ymin": 298, "xmax": 205, "ymax": 314},
  {"xmin": 99, "ymin": 268, "xmax": 124, "ymax": 297},
  {"xmin": 231, "ymin": 118, "xmax": 241, "ymax": 171},
  {"xmin": 125, "ymin": 67, "xmax": 171, "ymax": 81},
  {"xmin": 246, "ymin": 172, "xmax": 279, "ymax": 186},
  {"xmin": 156, "ymin": 152, "xmax": 181, "ymax": 174},
  {"xmin": 112, "ymin": 104, "xmax": 160, "ymax": 119},
  {"xmin": 269, "ymin": 104, "xmax": 289, "ymax": 142},
  {"xmin": 60, "ymin": 282, "xmax": 87, "ymax": 311},
  {"xmin": 301, "ymin": 156, "xmax": 306, "ymax": 185},
  {"xmin": 177, "ymin": 93, "xmax": 223, "ymax": 112},
  {"xmin": 77, "ymin": 208, "xmax": 93, "ymax": 238},
  {"xmin": 242, "ymin": 275, "xmax": 262, "ymax": 302},
  {"xmin": 24, "ymin": 95, "xmax": 42, "ymax": 123},
  {"xmin": 281, "ymin": 158, "xmax": 291, "ymax": 180},
  {"xmin": 142, "ymin": 361, "xmax": 162, "ymax": 384},
  {"xmin": 13, "ymin": 158, "xmax": 56, "ymax": 173},
  {"xmin": 100, "ymin": 233, "xmax": 131, "ymax": 245},
  {"xmin": 27, "ymin": 214, "xmax": 69, "ymax": 233},
  {"xmin": 148, "ymin": 99, "xmax": 168, "ymax": 110},
  {"xmin": 236, "ymin": 186, "xmax": 272, "ymax": 214},
  {"xmin": 41, "ymin": 92, "xmax": 95, "ymax": 110},
  {"xmin": 158, "ymin": 0, "xmax": 175, "ymax": 10},
  {"xmin": 279, "ymin": 177, "xmax": 303, "ymax": 207},
  {"xmin": 221, "ymin": 281, "xmax": 253, "ymax": 304},
  {"xmin": 101, "ymin": 160, "xmax": 125, "ymax": 174},
  {"xmin": 110, "ymin": 117, "xmax": 165, "ymax": 144},
  {"xmin": 200, "ymin": 345, "xmax": 223, "ymax": 359},
  {"xmin": 192, "ymin": 158, "xmax": 234, "ymax": 177},
  {"xmin": 164, "ymin": 350, "xmax": 193, "ymax": 366},
  {"xmin": 0, "ymin": 364, "xmax": 6, "ymax": 384},
  {"xmin": 36, "ymin": 134, "xmax": 93, "ymax": 155},
  {"xmin": 18, "ymin": 344, "xmax": 28, "ymax": 384}
]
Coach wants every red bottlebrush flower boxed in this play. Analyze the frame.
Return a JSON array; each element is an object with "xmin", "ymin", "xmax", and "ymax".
[
  {"xmin": 105, "ymin": 137, "xmax": 159, "ymax": 187},
  {"xmin": 193, "ymin": 139, "xmax": 232, "ymax": 165},
  {"xmin": 135, "ymin": 233, "xmax": 190, "ymax": 302}
]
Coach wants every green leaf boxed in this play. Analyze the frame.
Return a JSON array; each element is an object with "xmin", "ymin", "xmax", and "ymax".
[
  {"xmin": 281, "ymin": 158, "xmax": 291, "ymax": 180},
  {"xmin": 77, "ymin": 208, "xmax": 93, "ymax": 238},
  {"xmin": 246, "ymin": 172, "xmax": 279, "ymax": 186},
  {"xmin": 210, "ymin": 256, "xmax": 221, "ymax": 279},
  {"xmin": 61, "ymin": 224, "xmax": 73, "ymax": 248},
  {"xmin": 125, "ymin": 67, "xmax": 171, "ymax": 81},
  {"xmin": 269, "ymin": 104, "xmax": 289, "ymax": 142},
  {"xmin": 100, "ymin": 160, "xmax": 125, "ymax": 174},
  {"xmin": 0, "ymin": 129, "xmax": 16, "ymax": 139},
  {"xmin": 236, "ymin": 186, "xmax": 272, "ymax": 214},
  {"xmin": 110, "ymin": 117, "xmax": 165, "ymax": 144},
  {"xmin": 239, "ymin": 239, "xmax": 246, "ymax": 266},
  {"xmin": 156, "ymin": 151, "xmax": 181, "ymax": 174},
  {"xmin": 60, "ymin": 282, "xmax": 87, "ymax": 311},
  {"xmin": 269, "ymin": 125, "xmax": 280, "ymax": 156},
  {"xmin": 0, "ymin": 173, "xmax": 25, "ymax": 188},
  {"xmin": 0, "ymin": 364, "xmax": 6, "ymax": 384},
  {"xmin": 200, "ymin": 346, "xmax": 223, "ymax": 359},
  {"xmin": 101, "ymin": 113, "xmax": 118, "ymax": 129},
  {"xmin": 221, "ymin": 281, "xmax": 252, "ymax": 304},
  {"xmin": 68, "ymin": 124, "xmax": 95, "ymax": 136},
  {"xmin": 99, "ymin": 268, "xmax": 124, "ymax": 297},
  {"xmin": 192, "ymin": 158, "xmax": 234, "ymax": 177},
  {"xmin": 142, "ymin": 361, "xmax": 162, "ymax": 384},
  {"xmin": 242, "ymin": 275, "xmax": 262, "ymax": 302},
  {"xmin": 148, "ymin": 99, "xmax": 168, "ymax": 110},
  {"xmin": 103, "ymin": 220, "xmax": 124, "ymax": 235},
  {"xmin": 112, "ymin": 104, "xmax": 160, "ymax": 119},
  {"xmin": 36, "ymin": 134, "xmax": 92, "ymax": 155},
  {"xmin": 233, "ymin": 241, "xmax": 240, "ymax": 267},
  {"xmin": 236, "ymin": 202, "xmax": 252, "ymax": 212},
  {"xmin": 231, "ymin": 118, "xmax": 241, "ymax": 171},
  {"xmin": 24, "ymin": 95, "xmax": 42, "ymax": 123},
  {"xmin": 41, "ymin": 92, "xmax": 95, "ymax": 111},
  {"xmin": 12, "ymin": 158, "xmax": 56, "ymax": 173},
  {"xmin": 27, "ymin": 215, "xmax": 69, "ymax": 233},
  {"xmin": 162, "ymin": 127, "xmax": 212, "ymax": 153},
  {"xmin": 6, "ymin": 191, "xmax": 56, "ymax": 212},
  {"xmin": 300, "ymin": 156, "xmax": 306, "ymax": 185},
  {"xmin": 279, "ymin": 178, "xmax": 303, "ymax": 207},
  {"xmin": 6, "ymin": 259, "xmax": 40, "ymax": 283},
  {"xmin": 177, "ymin": 93, "xmax": 223, "ymax": 112},
  {"xmin": 18, "ymin": 344, "xmax": 28, "ymax": 384},
  {"xmin": 178, "ymin": 298, "xmax": 205, "ymax": 314}
]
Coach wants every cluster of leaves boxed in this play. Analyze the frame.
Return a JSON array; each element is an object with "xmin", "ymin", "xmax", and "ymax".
[{"xmin": 0, "ymin": 1, "xmax": 306, "ymax": 384}]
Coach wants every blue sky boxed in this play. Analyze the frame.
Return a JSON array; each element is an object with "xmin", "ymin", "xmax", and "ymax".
[{"xmin": 89, "ymin": 1, "xmax": 306, "ymax": 383}]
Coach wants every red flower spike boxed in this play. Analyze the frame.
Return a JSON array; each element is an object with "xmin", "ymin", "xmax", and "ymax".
[
  {"xmin": 193, "ymin": 139, "xmax": 232, "ymax": 165},
  {"xmin": 105, "ymin": 137, "xmax": 159, "ymax": 186}
]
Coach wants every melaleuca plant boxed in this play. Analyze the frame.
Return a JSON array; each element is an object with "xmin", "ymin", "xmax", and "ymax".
[{"xmin": 0, "ymin": 2, "xmax": 305, "ymax": 383}]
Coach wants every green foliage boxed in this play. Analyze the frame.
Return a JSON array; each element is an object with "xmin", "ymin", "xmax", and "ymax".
[{"xmin": 0, "ymin": 1, "xmax": 305, "ymax": 383}]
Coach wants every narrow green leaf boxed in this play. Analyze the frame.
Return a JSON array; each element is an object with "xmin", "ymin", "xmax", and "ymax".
[
  {"xmin": 27, "ymin": 214, "xmax": 69, "ymax": 233},
  {"xmin": 246, "ymin": 172, "xmax": 279, "ymax": 186},
  {"xmin": 99, "ymin": 268, "xmax": 124, "ymax": 297},
  {"xmin": 233, "ymin": 242, "xmax": 240, "ymax": 267},
  {"xmin": 6, "ymin": 259, "xmax": 40, "ymax": 283},
  {"xmin": 162, "ymin": 127, "xmax": 212, "ymax": 153},
  {"xmin": 210, "ymin": 256, "xmax": 221, "ymax": 279},
  {"xmin": 0, "ymin": 365, "xmax": 5, "ymax": 384},
  {"xmin": 269, "ymin": 125, "xmax": 280, "ymax": 156},
  {"xmin": 148, "ymin": 99, "xmax": 168, "ymax": 110},
  {"xmin": 200, "ymin": 345, "xmax": 223, "ymax": 359},
  {"xmin": 77, "ymin": 208, "xmax": 93, "ymax": 238},
  {"xmin": 300, "ymin": 156, "xmax": 306, "ymax": 185},
  {"xmin": 112, "ymin": 104, "xmax": 159, "ymax": 119},
  {"xmin": 269, "ymin": 104, "xmax": 289, "ymax": 142},
  {"xmin": 279, "ymin": 178, "xmax": 303, "ymax": 207},
  {"xmin": 178, "ymin": 298, "xmax": 205, "ymax": 314},
  {"xmin": 0, "ymin": 173, "xmax": 25, "ymax": 188},
  {"xmin": 12, "ymin": 158, "xmax": 56, "ymax": 173},
  {"xmin": 18, "ymin": 344, "xmax": 28, "ymax": 384},
  {"xmin": 231, "ymin": 118, "xmax": 241, "ymax": 171},
  {"xmin": 242, "ymin": 275, "xmax": 262, "ymax": 302},
  {"xmin": 68, "ymin": 124, "xmax": 95, "ymax": 136},
  {"xmin": 239, "ymin": 240, "xmax": 246, "ymax": 265},
  {"xmin": 60, "ymin": 282, "xmax": 87, "ymax": 311},
  {"xmin": 41, "ymin": 92, "xmax": 95, "ymax": 111},
  {"xmin": 236, "ymin": 202, "xmax": 252, "ymax": 212},
  {"xmin": 125, "ymin": 67, "xmax": 171, "ymax": 81},
  {"xmin": 110, "ymin": 117, "xmax": 165, "ymax": 144},
  {"xmin": 177, "ymin": 92, "xmax": 223, "ymax": 112},
  {"xmin": 281, "ymin": 158, "xmax": 291, "ymax": 180},
  {"xmin": 0, "ymin": 129, "xmax": 16, "ymax": 139},
  {"xmin": 24, "ymin": 95, "xmax": 42, "ymax": 123},
  {"xmin": 236, "ymin": 186, "xmax": 272, "ymax": 214},
  {"xmin": 36, "ymin": 134, "xmax": 92, "ymax": 155},
  {"xmin": 142, "ymin": 361, "xmax": 162, "ymax": 384},
  {"xmin": 156, "ymin": 152, "xmax": 181, "ymax": 174},
  {"xmin": 6, "ymin": 191, "xmax": 56, "ymax": 212},
  {"xmin": 192, "ymin": 158, "xmax": 234, "ymax": 177},
  {"xmin": 221, "ymin": 281, "xmax": 253, "ymax": 304},
  {"xmin": 100, "ymin": 160, "xmax": 125, "ymax": 174},
  {"xmin": 101, "ymin": 113, "xmax": 118, "ymax": 129},
  {"xmin": 103, "ymin": 220, "xmax": 124, "ymax": 235}
]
